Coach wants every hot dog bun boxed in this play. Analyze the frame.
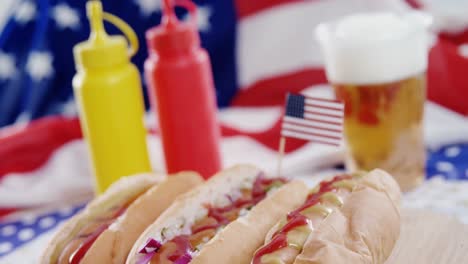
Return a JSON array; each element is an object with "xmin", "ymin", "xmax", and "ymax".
[
  {"xmin": 126, "ymin": 164, "xmax": 309, "ymax": 264},
  {"xmin": 41, "ymin": 172, "xmax": 203, "ymax": 264},
  {"xmin": 295, "ymin": 169, "xmax": 400, "ymax": 264},
  {"xmin": 252, "ymin": 169, "xmax": 401, "ymax": 264}
]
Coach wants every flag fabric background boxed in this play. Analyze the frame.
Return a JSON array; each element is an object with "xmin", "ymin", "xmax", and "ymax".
[
  {"xmin": 0, "ymin": 0, "xmax": 468, "ymax": 126},
  {"xmin": 1, "ymin": 0, "xmax": 468, "ymax": 260}
]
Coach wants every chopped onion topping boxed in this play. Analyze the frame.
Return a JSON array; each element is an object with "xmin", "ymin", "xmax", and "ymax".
[{"xmin": 138, "ymin": 238, "xmax": 162, "ymax": 254}]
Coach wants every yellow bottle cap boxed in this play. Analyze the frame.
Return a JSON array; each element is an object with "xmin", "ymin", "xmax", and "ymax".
[{"xmin": 74, "ymin": 1, "xmax": 139, "ymax": 69}]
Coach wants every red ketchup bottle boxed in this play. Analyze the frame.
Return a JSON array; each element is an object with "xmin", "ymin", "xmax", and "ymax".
[{"xmin": 145, "ymin": 0, "xmax": 222, "ymax": 179}]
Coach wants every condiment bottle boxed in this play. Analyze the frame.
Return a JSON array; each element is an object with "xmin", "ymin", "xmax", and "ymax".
[
  {"xmin": 73, "ymin": 1, "xmax": 151, "ymax": 193},
  {"xmin": 145, "ymin": 0, "xmax": 222, "ymax": 178}
]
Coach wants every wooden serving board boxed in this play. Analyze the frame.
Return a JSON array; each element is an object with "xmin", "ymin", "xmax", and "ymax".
[{"xmin": 386, "ymin": 209, "xmax": 468, "ymax": 264}]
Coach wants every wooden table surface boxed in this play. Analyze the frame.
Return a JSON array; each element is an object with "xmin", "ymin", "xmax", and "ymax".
[{"xmin": 386, "ymin": 209, "xmax": 468, "ymax": 264}]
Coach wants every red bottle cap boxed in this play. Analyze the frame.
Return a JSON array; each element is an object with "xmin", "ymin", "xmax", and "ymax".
[{"xmin": 146, "ymin": 0, "xmax": 200, "ymax": 55}]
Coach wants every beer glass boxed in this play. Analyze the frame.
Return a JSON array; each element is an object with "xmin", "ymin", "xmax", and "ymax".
[{"xmin": 316, "ymin": 12, "xmax": 432, "ymax": 191}]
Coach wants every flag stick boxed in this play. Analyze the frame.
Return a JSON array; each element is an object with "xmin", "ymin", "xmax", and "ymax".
[{"xmin": 277, "ymin": 136, "xmax": 286, "ymax": 176}]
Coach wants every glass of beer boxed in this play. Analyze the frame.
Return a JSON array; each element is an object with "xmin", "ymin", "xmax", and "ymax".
[{"xmin": 316, "ymin": 12, "xmax": 432, "ymax": 191}]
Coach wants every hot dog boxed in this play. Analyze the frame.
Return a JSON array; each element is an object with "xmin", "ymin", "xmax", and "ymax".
[
  {"xmin": 126, "ymin": 164, "xmax": 309, "ymax": 264},
  {"xmin": 251, "ymin": 169, "xmax": 401, "ymax": 264},
  {"xmin": 41, "ymin": 172, "xmax": 203, "ymax": 264}
]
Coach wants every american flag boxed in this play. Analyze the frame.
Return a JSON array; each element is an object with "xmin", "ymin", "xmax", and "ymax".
[{"xmin": 281, "ymin": 93, "xmax": 344, "ymax": 146}]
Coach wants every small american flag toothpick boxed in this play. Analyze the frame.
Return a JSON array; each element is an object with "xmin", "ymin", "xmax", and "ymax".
[{"xmin": 277, "ymin": 93, "xmax": 345, "ymax": 176}]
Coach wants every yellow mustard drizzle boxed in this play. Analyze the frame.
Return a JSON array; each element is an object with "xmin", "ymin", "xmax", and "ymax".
[
  {"xmin": 320, "ymin": 192, "xmax": 344, "ymax": 206},
  {"xmin": 301, "ymin": 204, "xmax": 333, "ymax": 217},
  {"xmin": 351, "ymin": 170, "xmax": 367, "ymax": 179},
  {"xmin": 332, "ymin": 179, "xmax": 356, "ymax": 191},
  {"xmin": 261, "ymin": 253, "xmax": 284, "ymax": 264},
  {"xmin": 287, "ymin": 225, "xmax": 313, "ymax": 250}
]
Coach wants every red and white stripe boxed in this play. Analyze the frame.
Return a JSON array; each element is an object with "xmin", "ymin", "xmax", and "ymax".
[
  {"xmin": 233, "ymin": 0, "xmax": 411, "ymax": 106},
  {"xmin": 281, "ymin": 96, "xmax": 344, "ymax": 146}
]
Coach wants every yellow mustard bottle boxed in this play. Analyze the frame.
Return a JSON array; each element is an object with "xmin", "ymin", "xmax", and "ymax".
[{"xmin": 73, "ymin": 1, "xmax": 151, "ymax": 193}]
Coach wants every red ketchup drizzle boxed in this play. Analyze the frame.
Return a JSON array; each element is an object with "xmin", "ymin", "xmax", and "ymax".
[
  {"xmin": 287, "ymin": 194, "xmax": 321, "ymax": 221},
  {"xmin": 207, "ymin": 207, "xmax": 230, "ymax": 225},
  {"xmin": 68, "ymin": 224, "xmax": 109, "ymax": 264},
  {"xmin": 274, "ymin": 214, "xmax": 310, "ymax": 237},
  {"xmin": 252, "ymin": 215, "xmax": 309, "ymax": 264},
  {"xmin": 317, "ymin": 174, "xmax": 351, "ymax": 193},
  {"xmin": 252, "ymin": 175, "xmax": 352, "ymax": 264},
  {"xmin": 68, "ymin": 202, "xmax": 132, "ymax": 264},
  {"xmin": 140, "ymin": 175, "xmax": 288, "ymax": 264},
  {"xmin": 252, "ymin": 233, "xmax": 288, "ymax": 264},
  {"xmin": 234, "ymin": 198, "xmax": 254, "ymax": 208},
  {"xmin": 252, "ymin": 176, "xmax": 288, "ymax": 199}
]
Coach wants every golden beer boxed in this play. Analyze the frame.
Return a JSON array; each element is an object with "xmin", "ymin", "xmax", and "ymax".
[
  {"xmin": 334, "ymin": 74, "xmax": 426, "ymax": 191},
  {"xmin": 316, "ymin": 12, "xmax": 432, "ymax": 190}
]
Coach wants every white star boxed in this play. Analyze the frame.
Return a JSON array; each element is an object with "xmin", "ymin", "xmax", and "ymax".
[
  {"xmin": 458, "ymin": 44, "xmax": 468, "ymax": 58},
  {"xmin": 197, "ymin": 6, "xmax": 212, "ymax": 32},
  {"xmin": 0, "ymin": 52, "xmax": 16, "ymax": 81},
  {"xmin": 184, "ymin": 5, "xmax": 212, "ymax": 33},
  {"xmin": 62, "ymin": 98, "xmax": 77, "ymax": 117},
  {"xmin": 26, "ymin": 51, "xmax": 54, "ymax": 82},
  {"xmin": 15, "ymin": 112, "xmax": 31, "ymax": 124},
  {"xmin": 52, "ymin": 3, "xmax": 80, "ymax": 30},
  {"xmin": 15, "ymin": 1, "xmax": 36, "ymax": 25},
  {"xmin": 134, "ymin": 0, "xmax": 162, "ymax": 17}
]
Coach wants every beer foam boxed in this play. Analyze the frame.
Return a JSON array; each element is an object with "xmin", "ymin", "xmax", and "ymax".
[{"xmin": 316, "ymin": 12, "xmax": 432, "ymax": 84}]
